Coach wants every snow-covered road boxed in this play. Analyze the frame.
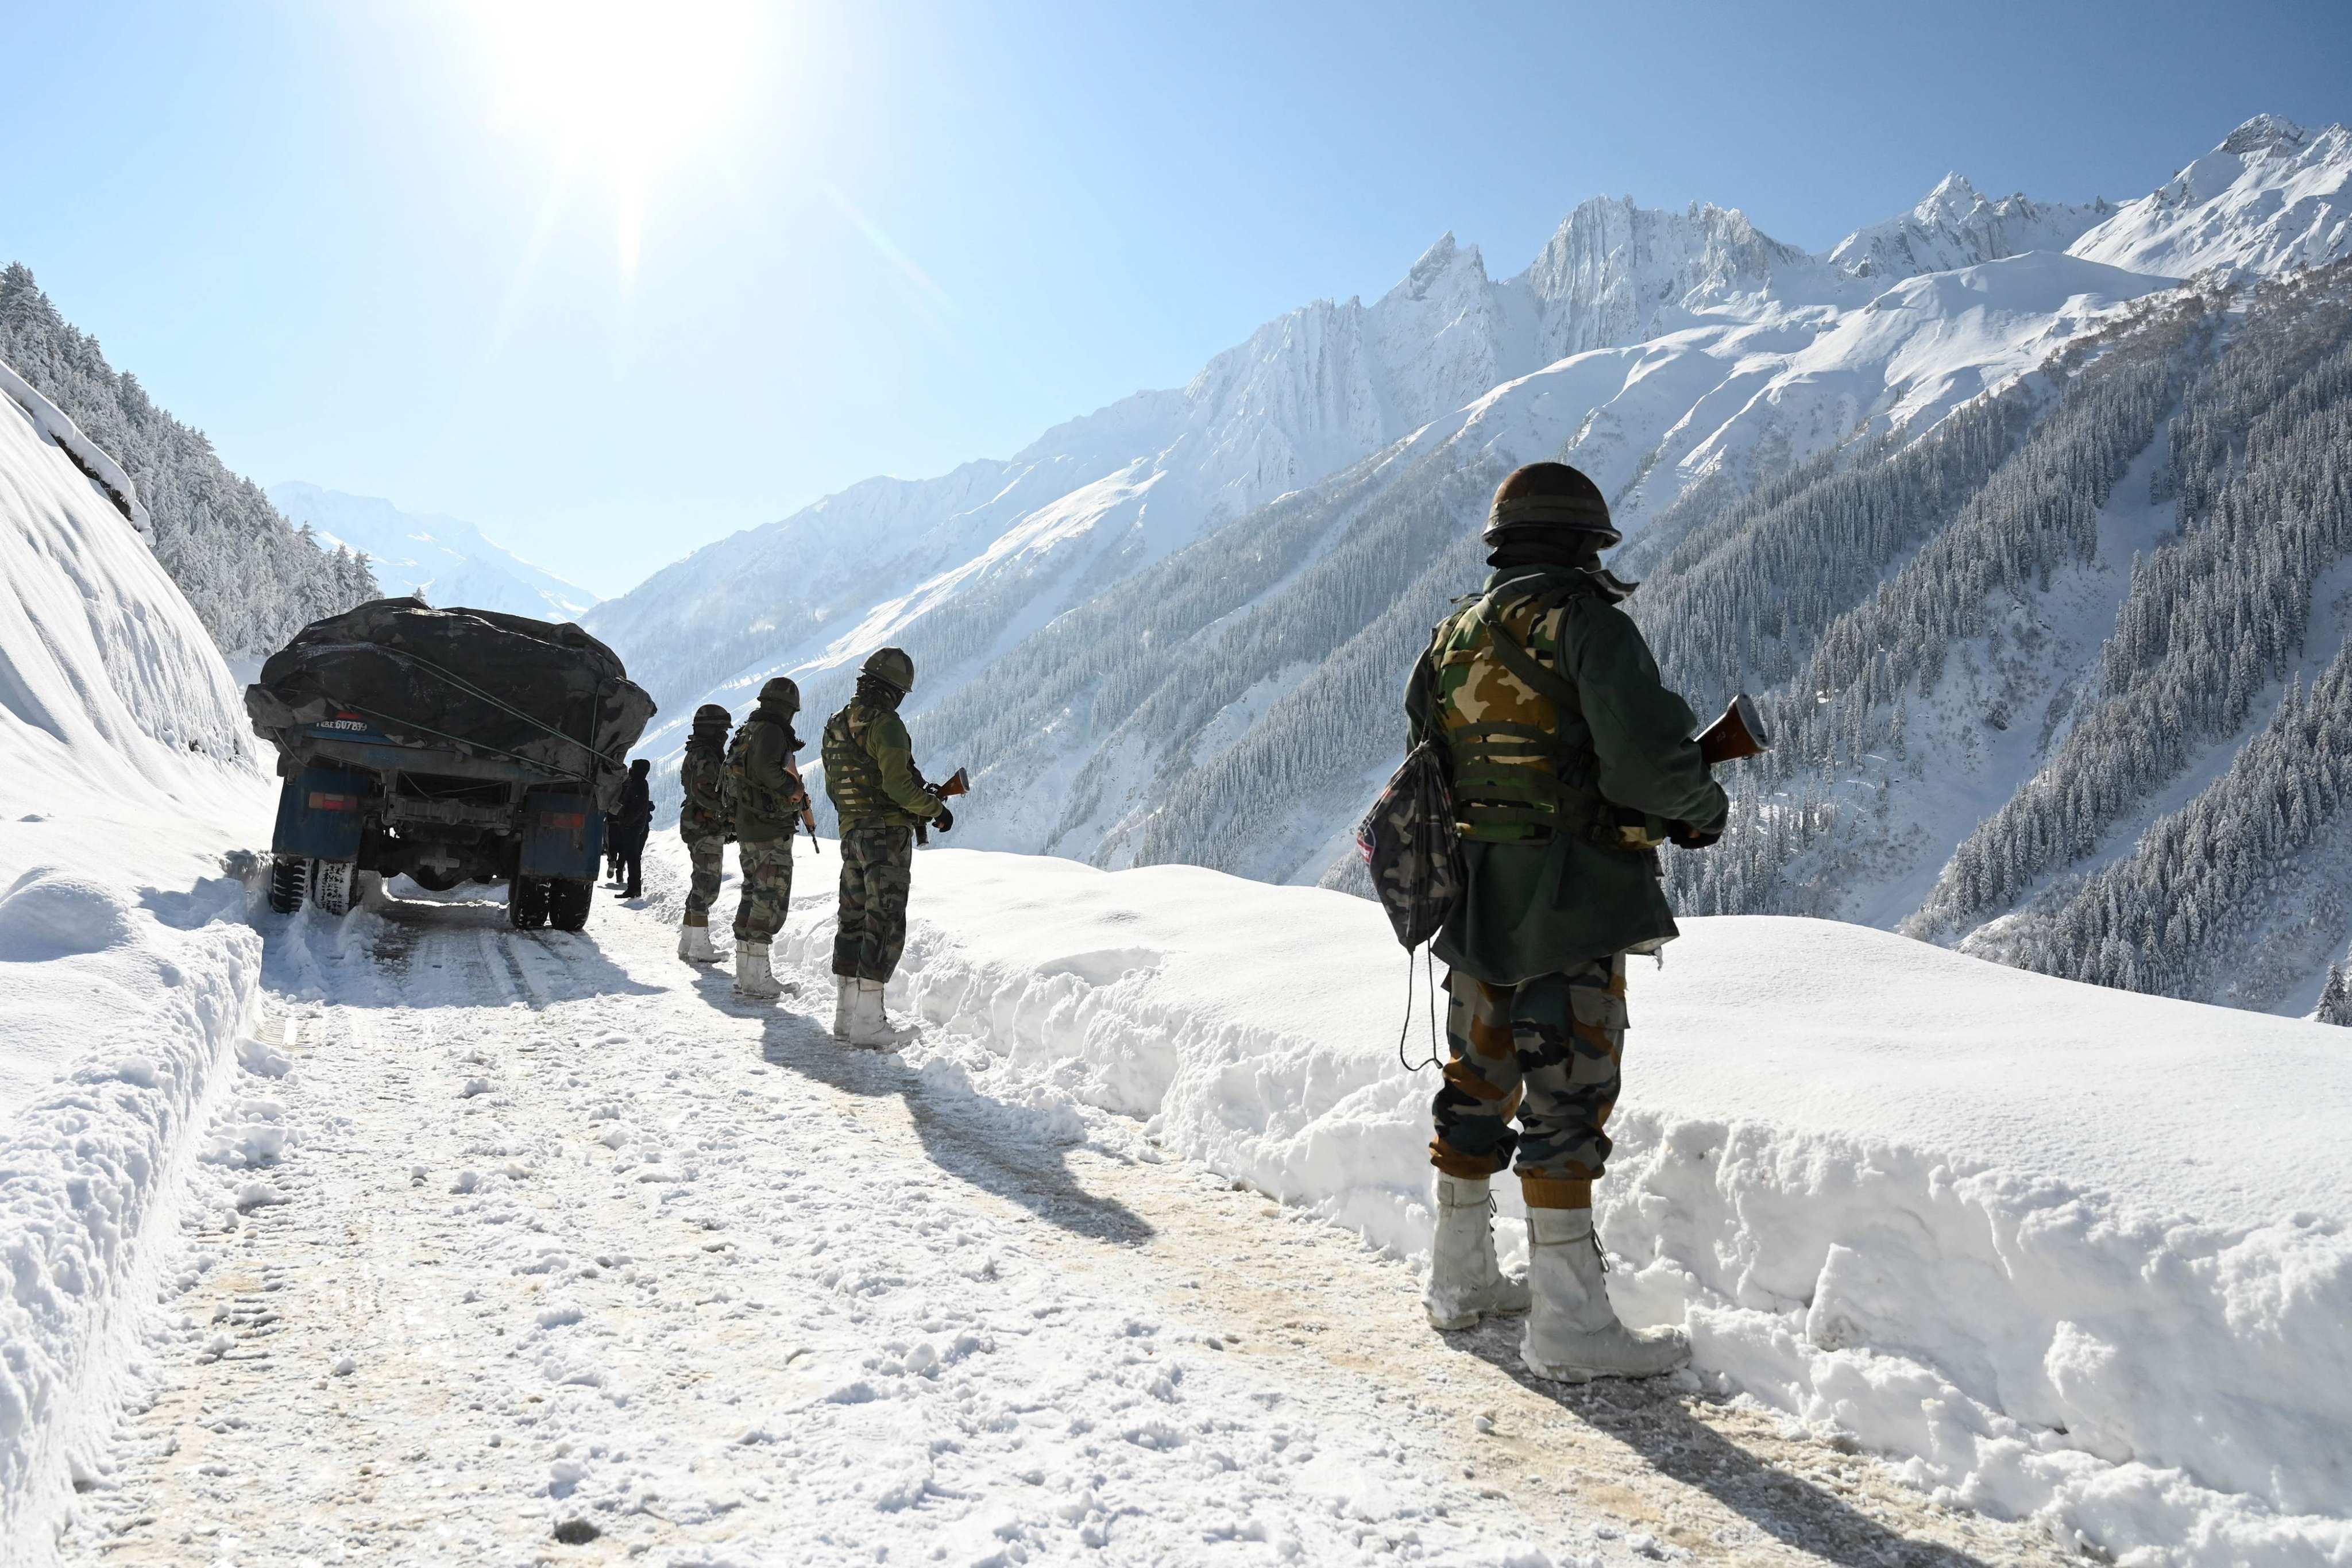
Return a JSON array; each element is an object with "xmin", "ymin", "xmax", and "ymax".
[{"xmin": 55, "ymin": 886, "xmax": 2072, "ymax": 1568}]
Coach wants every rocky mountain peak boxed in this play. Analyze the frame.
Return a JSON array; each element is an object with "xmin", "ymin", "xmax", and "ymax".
[{"xmin": 2220, "ymin": 114, "xmax": 2308, "ymax": 157}]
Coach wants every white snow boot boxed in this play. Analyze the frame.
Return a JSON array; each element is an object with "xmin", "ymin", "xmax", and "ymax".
[
  {"xmin": 733, "ymin": 940, "xmax": 782, "ymax": 1001},
  {"xmin": 847, "ymin": 978, "xmax": 914, "ymax": 1051},
  {"xmin": 1424, "ymin": 1175, "xmax": 1531, "ymax": 1330},
  {"xmin": 678, "ymin": 917, "xmax": 719, "ymax": 964},
  {"xmin": 1520, "ymin": 1207, "xmax": 1688, "ymax": 1382},
  {"xmin": 831, "ymin": 976, "xmax": 856, "ymax": 1040}
]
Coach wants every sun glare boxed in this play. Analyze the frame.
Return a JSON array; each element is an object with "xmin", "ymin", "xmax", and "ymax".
[{"xmin": 472, "ymin": 0, "xmax": 757, "ymax": 275}]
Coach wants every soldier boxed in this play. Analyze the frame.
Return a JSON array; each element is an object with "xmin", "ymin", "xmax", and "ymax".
[
  {"xmin": 822, "ymin": 647, "xmax": 952, "ymax": 1048},
  {"xmin": 613, "ymin": 758, "xmax": 653, "ymax": 899},
  {"xmin": 727, "ymin": 677, "xmax": 811, "ymax": 1001},
  {"xmin": 1405, "ymin": 461, "xmax": 1727, "ymax": 1384},
  {"xmin": 674, "ymin": 703, "xmax": 733, "ymax": 964}
]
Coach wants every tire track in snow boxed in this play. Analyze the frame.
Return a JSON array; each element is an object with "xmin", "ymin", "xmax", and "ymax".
[{"xmin": 58, "ymin": 889, "xmax": 2075, "ymax": 1567}]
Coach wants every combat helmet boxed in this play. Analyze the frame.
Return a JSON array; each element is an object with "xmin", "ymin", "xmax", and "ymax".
[
  {"xmin": 1483, "ymin": 462, "xmax": 1620, "ymax": 551},
  {"xmin": 860, "ymin": 647, "xmax": 916, "ymax": 694},
  {"xmin": 692, "ymin": 702, "xmax": 732, "ymax": 731},
  {"xmin": 758, "ymin": 676, "xmax": 801, "ymax": 711}
]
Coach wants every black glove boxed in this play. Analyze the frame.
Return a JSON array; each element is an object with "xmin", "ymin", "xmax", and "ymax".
[
  {"xmin": 1670, "ymin": 818, "xmax": 1723, "ymax": 849},
  {"xmin": 933, "ymin": 806, "xmax": 955, "ymax": 835}
]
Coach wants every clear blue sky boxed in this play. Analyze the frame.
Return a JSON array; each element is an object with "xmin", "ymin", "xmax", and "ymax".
[{"xmin": 2, "ymin": 1, "xmax": 2345, "ymax": 597}]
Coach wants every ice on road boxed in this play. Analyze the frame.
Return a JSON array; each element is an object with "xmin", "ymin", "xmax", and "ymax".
[{"xmin": 57, "ymin": 886, "xmax": 2069, "ymax": 1567}]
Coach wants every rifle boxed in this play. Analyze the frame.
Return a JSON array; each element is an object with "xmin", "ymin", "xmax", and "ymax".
[
  {"xmin": 784, "ymin": 754, "xmax": 821, "ymax": 855},
  {"xmin": 914, "ymin": 767, "xmax": 970, "ymax": 845},
  {"xmin": 1697, "ymin": 694, "xmax": 1772, "ymax": 766}
]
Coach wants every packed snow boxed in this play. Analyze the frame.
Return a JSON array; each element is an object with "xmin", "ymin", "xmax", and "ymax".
[{"xmin": 678, "ymin": 840, "xmax": 2352, "ymax": 1565}]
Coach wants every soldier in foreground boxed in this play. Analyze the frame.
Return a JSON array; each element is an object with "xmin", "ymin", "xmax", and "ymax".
[
  {"xmin": 674, "ymin": 703, "xmax": 733, "ymax": 964},
  {"xmin": 727, "ymin": 678, "xmax": 810, "ymax": 1001},
  {"xmin": 822, "ymin": 647, "xmax": 952, "ymax": 1048},
  {"xmin": 1406, "ymin": 461, "xmax": 1727, "ymax": 1383}
]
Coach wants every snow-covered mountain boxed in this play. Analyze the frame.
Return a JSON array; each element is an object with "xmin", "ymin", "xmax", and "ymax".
[
  {"xmin": 267, "ymin": 482, "xmax": 597, "ymax": 624},
  {"xmin": 589, "ymin": 117, "xmax": 2352, "ymax": 1018}
]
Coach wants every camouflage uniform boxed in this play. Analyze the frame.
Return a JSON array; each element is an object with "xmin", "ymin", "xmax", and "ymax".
[
  {"xmin": 1431, "ymin": 956, "xmax": 1626, "ymax": 1210},
  {"xmin": 1405, "ymin": 562, "xmax": 1725, "ymax": 1203},
  {"xmin": 728, "ymin": 694, "xmax": 810, "ymax": 944},
  {"xmin": 677, "ymin": 724, "xmax": 730, "ymax": 926},
  {"xmin": 822, "ymin": 682, "xmax": 945, "ymax": 984},
  {"xmin": 833, "ymin": 827, "xmax": 916, "ymax": 982},
  {"xmin": 733, "ymin": 836, "xmax": 796, "ymax": 944}
]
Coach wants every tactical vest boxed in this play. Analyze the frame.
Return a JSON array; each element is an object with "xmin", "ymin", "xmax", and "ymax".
[
  {"xmin": 678, "ymin": 741, "xmax": 729, "ymax": 841},
  {"xmin": 725, "ymin": 712, "xmax": 799, "ymax": 831},
  {"xmin": 822, "ymin": 704, "xmax": 910, "ymax": 827},
  {"xmin": 1427, "ymin": 580, "xmax": 1645, "ymax": 852}
]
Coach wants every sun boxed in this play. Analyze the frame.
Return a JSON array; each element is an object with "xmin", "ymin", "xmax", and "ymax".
[{"xmin": 469, "ymin": 0, "xmax": 758, "ymax": 274}]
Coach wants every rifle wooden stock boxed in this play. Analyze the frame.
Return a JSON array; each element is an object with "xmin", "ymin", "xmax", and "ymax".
[
  {"xmin": 937, "ymin": 767, "xmax": 971, "ymax": 799},
  {"xmin": 1698, "ymin": 693, "xmax": 1772, "ymax": 766}
]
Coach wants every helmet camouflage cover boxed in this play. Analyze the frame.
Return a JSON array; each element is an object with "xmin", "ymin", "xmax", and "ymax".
[
  {"xmin": 758, "ymin": 677, "xmax": 801, "ymax": 711},
  {"xmin": 1482, "ymin": 461, "xmax": 1621, "ymax": 551},
  {"xmin": 861, "ymin": 647, "xmax": 916, "ymax": 694}
]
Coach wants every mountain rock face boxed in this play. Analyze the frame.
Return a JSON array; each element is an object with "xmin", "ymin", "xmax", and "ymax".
[
  {"xmin": 590, "ymin": 118, "xmax": 2352, "ymax": 1018},
  {"xmin": 267, "ymin": 484, "xmax": 598, "ymax": 625}
]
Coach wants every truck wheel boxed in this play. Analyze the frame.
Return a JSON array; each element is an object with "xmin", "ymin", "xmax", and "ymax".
[
  {"xmin": 548, "ymin": 879, "xmax": 593, "ymax": 933},
  {"xmin": 268, "ymin": 856, "xmax": 308, "ymax": 914},
  {"xmin": 508, "ymin": 875, "xmax": 550, "ymax": 930},
  {"xmin": 311, "ymin": 859, "xmax": 360, "ymax": 918}
]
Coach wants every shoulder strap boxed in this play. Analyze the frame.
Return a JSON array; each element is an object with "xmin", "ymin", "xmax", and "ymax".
[{"xmin": 1478, "ymin": 596, "xmax": 1581, "ymax": 717}]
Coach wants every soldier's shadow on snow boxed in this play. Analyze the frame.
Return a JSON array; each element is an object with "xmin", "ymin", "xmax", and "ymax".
[
  {"xmin": 1447, "ymin": 1323, "xmax": 2004, "ymax": 1568},
  {"xmin": 752, "ymin": 1009, "xmax": 1157, "ymax": 1249}
]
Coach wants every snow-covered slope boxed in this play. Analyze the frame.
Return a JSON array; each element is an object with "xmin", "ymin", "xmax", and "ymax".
[
  {"xmin": 2070, "ymin": 114, "xmax": 2352, "ymax": 277},
  {"xmin": 0, "ymin": 367, "xmax": 271, "ymax": 1561},
  {"xmin": 589, "ymin": 118, "xmax": 2352, "ymax": 1017},
  {"xmin": 730, "ymin": 841, "xmax": 2352, "ymax": 1566},
  {"xmin": 267, "ymin": 482, "xmax": 597, "ymax": 623}
]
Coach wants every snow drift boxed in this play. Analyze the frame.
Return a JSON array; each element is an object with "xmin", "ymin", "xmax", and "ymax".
[
  {"xmin": 721, "ymin": 841, "xmax": 2351, "ymax": 1567},
  {"xmin": 0, "ymin": 350, "xmax": 273, "ymax": 1559}
]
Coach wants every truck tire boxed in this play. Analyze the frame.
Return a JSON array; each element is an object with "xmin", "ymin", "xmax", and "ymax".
[
  {"xmin": 548, "ymin": 879, "xmax": 593, "ymax": 933},
  {"xmin": 311, "ymin": 859, "xmax": 360, "ymax": 918},
  {"xmin": 508, "ymin": 875, "xmax": 550, "ymax": 930},
  {"xmin": 268, "ymin": 856, "xmax": 308, "ymax": 914}
]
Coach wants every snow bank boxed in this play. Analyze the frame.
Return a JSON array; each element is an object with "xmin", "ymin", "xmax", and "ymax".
[
  {"xmin": 0, "ymin": 871, "xmax": 259, "ymax": 1565},
  {"xmin": 0, "ymin": 334, "xmax": 275, "ymax": 1560},
  {"xmin": 750, "ymin": 844, "xmax": 2351, "ymax": 1568}
]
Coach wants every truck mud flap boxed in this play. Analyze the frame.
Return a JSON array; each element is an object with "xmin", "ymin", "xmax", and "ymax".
[
  {"xmin": 520, "ymin": 788, "xmax": 605, "ymax": 882},
  {"xmin": 272, "ymin": 764, "xmax": 370, "ymax": 861}
]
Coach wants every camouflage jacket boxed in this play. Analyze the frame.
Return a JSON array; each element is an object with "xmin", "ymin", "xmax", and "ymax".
[
  {"xmin": 729, "ymin": 705, "xmax": 809, "ymax": 844},
  {"xmin": 678, "ymin": 739, "xmax": 729, "ymax": 843},
  {"xmin": 822, "ymin": 702, "xmax": 943, "ymax": 830},
  {"xmin": 1405, "ymin": 563, "xmax": 1726, "ymax": 979}
]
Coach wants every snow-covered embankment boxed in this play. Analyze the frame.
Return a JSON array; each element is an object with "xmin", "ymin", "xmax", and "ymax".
[
  {"xmin": 0, "ymin": 360, "xmax": 273, "ymax": 1561},
  {"xmin": 750, "ymin": 843, "xmax": 2352, "ymax": 1567}
]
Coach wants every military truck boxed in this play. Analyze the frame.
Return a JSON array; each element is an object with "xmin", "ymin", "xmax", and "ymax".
[{"xmin": 245, "ymin": 598, "xmax": 656, "ymax": 930}]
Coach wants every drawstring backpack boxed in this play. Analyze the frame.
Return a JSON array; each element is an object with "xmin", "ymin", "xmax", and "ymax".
[{"xmin": 1353, "ymin": 739, "xmax": 1465, "ymax": 1071}]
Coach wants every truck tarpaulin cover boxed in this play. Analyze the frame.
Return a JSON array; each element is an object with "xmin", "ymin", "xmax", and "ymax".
[{"xmin": 245, "ymin": 598, "xmax": 656, "ymax": 809}]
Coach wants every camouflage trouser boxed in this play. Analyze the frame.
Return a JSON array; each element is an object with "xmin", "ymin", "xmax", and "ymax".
[
  {"xmin": 683, "ymin": 834, "xmax": 725, "ymax": 923},
  {"xmin": 1429, "ymin": 955, "xmax": 1627, "ymax": 1208},
  {"xmin": 731, "ymin": 836, "xmax": 794, "ymax": 943},
  {"xmin": 833, "ymin": 825, "xmax": 914, "ymax": 983}
]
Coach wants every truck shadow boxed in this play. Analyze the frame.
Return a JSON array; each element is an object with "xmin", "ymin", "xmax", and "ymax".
[
  {"xmin": 1445, "ymin": 1320, "xmax": 2010, "ymax": 1568},
  {"xmin": 747, "ymin": 998, "xmax": 1157, "ymax": 1250}
]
